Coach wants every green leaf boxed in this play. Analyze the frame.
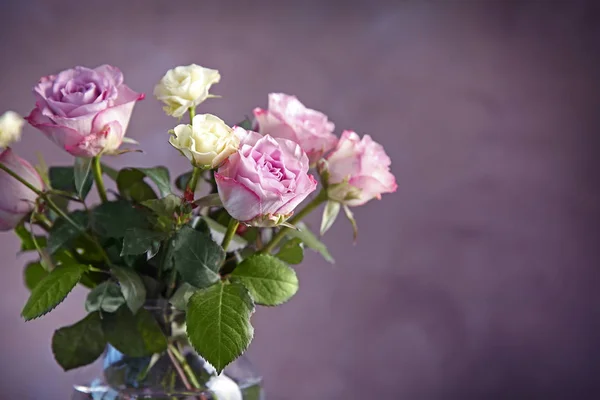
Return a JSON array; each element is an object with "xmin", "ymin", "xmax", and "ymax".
[
  {"xmin": 21, "ymin": 263, "xmax": 87, "ymax": 320},
  {"xmin": 186, "ymin": 281, "xmax": 254, "ymax": 373},
  {"xmin": 47, "ymin": 211, "xmax": 88, "ymax": 254},
  {"xmin": 102, "ymin": 306, "xmax": 167, "ymax": 357},
  {"xmin": 52, "ymin": 312, "xmax": 106, "ymax": 371},
  {"xmin": 15, "ymin": 224, "xmax": 47, "ymax": 252},
  {"xmin": 275, "ymin": 238, "xmax": 304, "ymax": 265},
  {"xmin": 142, "ymin": 194, "xmax": 181, "ymax": 219},
  {"xmin": 48, "ymin": 164, "xmax": 93, "ymax": 199},
  {"xmin": 342, "ymin": 204, "xmax": 358, "ymax": 242},
  {"xmin": 138, "ymin": 167, "xmax": 171, "ymax": 197},
  {"xmin": 175, "ymin": 171, "xmax": 192, "ymax": 192},
  {"xmin": 91, "ymin": 200, "xmax": 151, "ymax": 238},
  {"xmin": 169, "ymin": 282, "xmax": 198, "ymax": 311},
  {"xmin": 117, "ymin": 168, "xmax": 158, "ymax": 202},
  {"xmin": 110, "ymin": 265, "xmax": 146, "ymax": 314},
  {"xmin": 101, "ymin": 163, "xmax": 119, "ymax": 181},
  {"xmin": 23, "ymin": 262, "xmax": 49, "ymax": 290},
  {"xmin": 85, "ymin": 281, "xmax": 126, "ymax": 313},
  {"xmin": 231, "ymin": 254, "xmax": 299, "ymax": 306},
  {"xmin": 320, "ymin": 200, "xmax": 340, "ymax": 236},
  {"xmin": 202, "ymin": 216, "xmax": 247, "ymax": 252},
  {"xmin": 172, "ymin": 226, "xmax": 224, "ymax": 288},
  {"xmin": 287, "ymin": 222, "xmax": 334, "ymax": 263},
  {"xmin": 121, "ymin": 228, "xmax": 168, "ymax": 256},
  {"xmin": 74, "ymin": 157, "xmax": 93, "ymax": 200},
  {"xmin": 236, "ymin": 118, "xmax": 253, "ymax": 130}
]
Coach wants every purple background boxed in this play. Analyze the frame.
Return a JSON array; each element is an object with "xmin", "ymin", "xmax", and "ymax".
[{"xmin": 1, "ymin": 1, "xmax": 600, "ymax": 398}]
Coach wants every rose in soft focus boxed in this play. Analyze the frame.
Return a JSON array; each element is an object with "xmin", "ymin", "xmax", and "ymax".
[
  {"xmin": 319, "ymin": 130, "xmax": 397, "ymax": 206},
  {"xmin": 26, "ymin": 65, "xmax": 143, "ymax": 158},
  {"xmin": 0, "ymin": 149, "xmax": 44, "ymax": 231},
  {"xmin": 170, "ymin": 114, "xmax": 239, "ymax": 169},
  {"xmin": 0, "ymin": 111, "xmax": 25, "ymax": 148},
  {"xmin": 215, "ymin": 127, "xmax": 317, "ymax": 226},
  {"xmin": 154, "ymin": 64, "xmax": 220, "ymax": 118},
  {"xmin": 253, "ymin": 93, "xmax": 337, "ymax": 164}
]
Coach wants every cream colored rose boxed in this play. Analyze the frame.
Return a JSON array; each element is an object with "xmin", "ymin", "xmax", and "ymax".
[
  {"xmin": 169, "ymin": 114, "xmax": 239, "ymax": 168},
  {"xmin": 0, "ymin": 111, "xmax": 24, "ymax": 148},
  {"xmin": 154, "ymin": 64, "xmax": 220, "ymax": 118}
]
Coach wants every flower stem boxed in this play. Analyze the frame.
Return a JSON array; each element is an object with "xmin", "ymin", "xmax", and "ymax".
[
  {"xmin": 92, "ymin": 156, "xmax": 108, "ymax": 203},
  {"xmin": 261, "ymin": 189, "xmax": 328, "ymax": 254},
  {"xmin": 168, "ymin": 343, "xmax": 202, "ymax": 389},
  {"xmin": 187, "ymin": 167, "xmax": 202, "ymax": 194},
  {"xmin": 222, "ymin": 219, "xmax": 240, "ymax": 252},
  {"xmin": 0, "ymin": 161, "xmax": 112, "ymax": 266}
]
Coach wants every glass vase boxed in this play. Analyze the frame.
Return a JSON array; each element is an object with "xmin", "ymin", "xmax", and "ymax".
[{"xmin": 71, "ymin": 302, "xmax": 264, "ymax": 400}]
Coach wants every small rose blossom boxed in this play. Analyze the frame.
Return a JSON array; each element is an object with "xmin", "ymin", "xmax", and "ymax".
[
  {"xmin": 319, "ymin": 130, "xmax": 397, "ymax": 206},
  {"xmin": 154, "ymin": 64, "xmax": 220, "ymax": 118},
  {"xmin": 170, "ymin": 114, "xmax": 239, "ymax": 168},
  {"xmin": 253, "ymin": 93, "xmax": 337, "ymax": 164},
  {"xmin": 0, "ymin": 148, "xmax": 44, "ymax": 231},
  {"xmin": 26, "ymin": 65, "xmax": 144, "ymax": 158},
  {"xmin": 0, "ymin": 111, "xmax": 25, "ymax": 148},
  {"xmin": 215, "ymin": 127, "xmax": 317, "ymax": 226}
]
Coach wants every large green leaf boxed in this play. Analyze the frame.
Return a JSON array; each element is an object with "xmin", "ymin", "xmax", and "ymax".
[
  {"xmin": 172, "ymin": 226, "xmax": 224, "ymax": 288},
  {"xmin": 102, "ymin": 306, "xmax": 167, "ymax": 357},
  {"xmin": 116, "ymin": 168, "xmax": 158, "ymax": 202},
  {"xmin": 286, "ymin": 222, "xmax": 334, "ymax": 263},
  {"xmin": 169, "ymin": 282, "xmax": 198, "ymax": 311},
  {"xmin": 23, "ymin": 261, "xmax": 49, "ymax": 291},
  {"xmin": 91, "ymin": 200, "xmax": 151, "ymax": 238},
  {"xmin": 110, "ymin": 265, "xmax": 146, "ymax": 314},
  {"xmin": 74, "ymin": 158, "xmax": 93, "ymax": 200},
  {"xmin": 275, "ymin": 238, "xmax": 304, "ymax": 265},
  {"xmin": 231, "ymin": 254, "xmax": 299, "ymax": 306},
  {"xmin": 138, "ymin": 167, "xmax": 171, "ymax": 197},
  {"xmin": 21, "ymin": 263, "xmax": 87, "ymax": 320},
  {"xmin": 121, "ymin": 228, "xmax": 168, "ymax": 256},
  {"xmin": 85, "ymin": 281, "xmax": 126, "ymax": 313},
  {"xmin": 48, "ymin": 165, "xmax": 93, "ymax": 199},
  {"xmin": 52, "ymin": 312, "xmax": 106, "ymax": 371},
  {"xmin": 15, "ymin": 224, "xmax": 47, "ymax": 252},
  {"xmin": 186, "ymin": 281, "xmax": 254, "ymax": 373},
  {"xmin": 47, "ymin": 211, "xmax": 88, "ymax": 254}
]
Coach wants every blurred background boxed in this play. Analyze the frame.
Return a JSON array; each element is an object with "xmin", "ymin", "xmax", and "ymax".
[{"xmin": 1, "ymin": 0, "xmax": 600, "ymax": 398}]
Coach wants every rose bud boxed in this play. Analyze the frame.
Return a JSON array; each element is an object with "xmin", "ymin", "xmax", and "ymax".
[
  {"xmin": 26, "ymin": 65, "xmax": 144, "ymax": 158},
  {"xmin": 0, "ymin": 148, "xmax": 44, "ymax": 231},
  {"xmin": 154, "ymin": 64, "xmax": 220, "ymax": 118},
  {"xmin": 253, "ymin": 93, "xmax": 337, "ymax": 165},
  {"xmin": 0, "ymin": 111, "xmax": 25, "ymax": 148},
  {"xmin": 215, "ymin": 127, "xmax": 317, "ymax": 227},
  {"xmin": 169, "ymin": 114, "xmax": 239, "ymax": 169},
  {"xmin": 319, "ymin": 130, "xmax": 397, "ymax": 206}
]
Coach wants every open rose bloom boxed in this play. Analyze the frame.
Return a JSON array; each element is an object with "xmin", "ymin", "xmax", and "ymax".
[
  {"xmin": 215, "ymin": 127, "xmax": 317, "ymax": 226},
  {"xmin": 253, "ymin": 93, "xmax": 337, "ymax": 164},
  {"xmin": 26, "ymin": 65, "xmax": 144, "ymax": 157}
]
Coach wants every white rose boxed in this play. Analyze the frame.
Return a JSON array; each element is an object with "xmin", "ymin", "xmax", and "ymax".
[
  {"xmin": 0, "ymin": 111, "xmax": 24, "ymax": 148},
  {"xmin": 154, "ymin": 64, "xmax": 220, "ymax": 118},
  {"xmin": 169, "ymin": 114, "xmax": 239, "ymax": 168}
]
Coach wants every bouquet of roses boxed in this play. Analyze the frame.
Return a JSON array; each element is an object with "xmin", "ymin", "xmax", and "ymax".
[{"xmin": 0, "ymin": 63, "xmax": 396, "ymax": 395}]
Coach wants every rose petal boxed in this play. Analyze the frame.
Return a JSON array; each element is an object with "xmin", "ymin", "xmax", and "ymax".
[
  {"xmin": 215, "ymin": 173, "xmax": 262, "ymax": 222},
  {"xmin": 26, "ymin": 108, "xmax": 85, "ymax": 153}
]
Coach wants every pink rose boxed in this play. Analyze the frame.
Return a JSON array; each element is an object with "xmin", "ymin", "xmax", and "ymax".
[
  {"xmin": 0, "ymin": 148, "xmax": 44, "ymax": 231},
  {"xmin": 215, "ymin": 127, "xmax": 317, "ymax": 226},
  {"xmin": 253, "ymin": 93, "xmax": 337, "ymax": 164},
  {"xmin": 320, "ymin": 130, "xmax": 397, "ymax": 206},
  {"xmin": 26, "ymin": 65, "xmax": 144, "ymax": 157}
]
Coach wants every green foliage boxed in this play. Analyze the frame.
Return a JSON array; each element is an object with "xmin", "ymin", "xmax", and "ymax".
[
  {"xmin": 48, "ymin": 164, "xmax": 93, "ymax": 200},
  {"xmin": 186, "ymin": 281, "xmax": 254, "ymax": 374},
  {"xmin": 47, "ymin": 211, "xmax": 88, "ymax": 254},
  {"xmin": 52, "ymin": 312, "xmax": 106, "ymax": 371},
  {"xmin": 15, "ymin": 224, "xmax": 47, "ymax": 252},
  {"xmin": 231, "ymin": 254, "xmax": 299, "ymax": 306},
  {"xmin": 137, "ymin": 167, "xmax": 171, "ymax": 197},
  {"xmin": 85, "ymin": 281, "xmax": 126, "ymax": 313},
  {"xmin": 169, "ymin": 282, "xmax": 198, "ymax": 311},
  {"xmin": 121, "ymin": 228, "xmax": 168, "ymax": 256},
  {"xmin": 275, "ymin": 238, "xmax": 304, "ymax": 265},
  {"xmin": 117, "ymin": 168, "xmax": 158, "ymax": 202},
  {"xmin": 175, "ymin": 171, "xmax": 192, "ymax": 192},
  {"xmin": 320, "ymin": 200, "xmax": 340, "ymax": 236},
  {"xmin": 21, "ymin": 263, "xmax": 87, "ymax": 320},
  {"xmin": 74, "ymin": 158, "xmax": 94, "ymax": 200},
  {"xmin": 91, "ymin": 200, "xmax": 151, "ymax": 238},
  {"xmin": 110, "ymin": 265, "xmax": 146, "ymax": 314},
  {"xmin": 101, "ymin": 306, "xmax": 167, "ymax": 357},
  {"xmin": 287, "ymin": 222, "xmax": 334, "ymax": 263},
  {"xmin": 171, "ymin": 226, "xmax": 224, "ymax": 288},
  {"xmin": 23, "ymin": 262, "xmax": 49, "ymax": 290}
]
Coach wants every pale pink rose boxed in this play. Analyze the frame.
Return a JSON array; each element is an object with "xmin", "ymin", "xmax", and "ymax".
[
  {"xmin": 253, "ymin": 93, "xmax": 337, "ymax": 164},
  {"xmin": 0, "ymin": 148, "xmax": 44, "ymax": 231},
  {"xmin": 215, "ymin": 127, "xmax": 317, "ymax": 226},
  {"xmin": 320, "ymin": 130, "xmax": 397, "ymax": 206},
  {"xmin": 26, "ymin": 65, "xmax": 144, "ymax": 157}
]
